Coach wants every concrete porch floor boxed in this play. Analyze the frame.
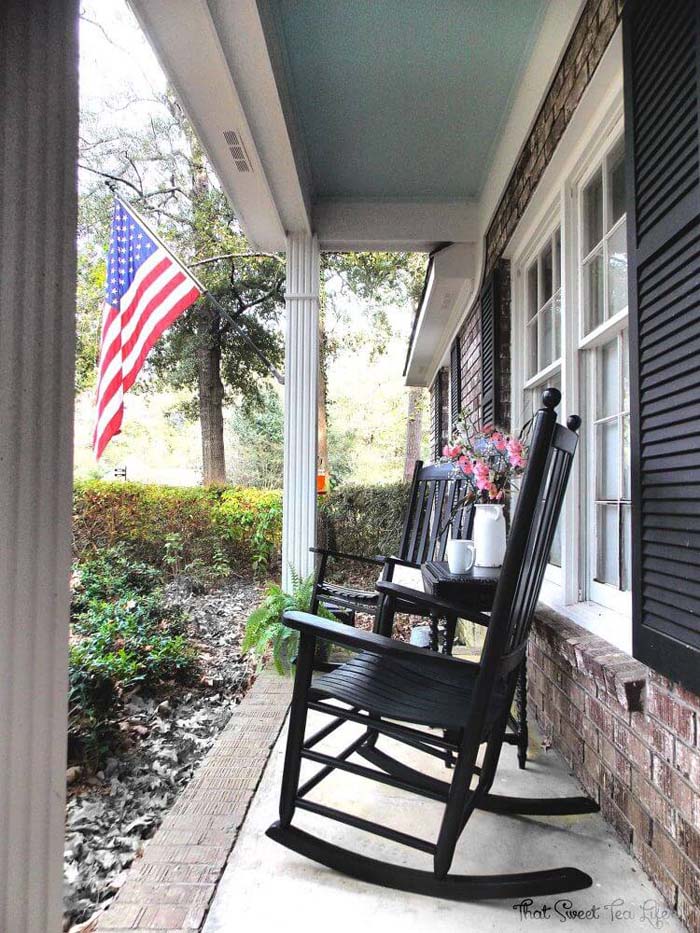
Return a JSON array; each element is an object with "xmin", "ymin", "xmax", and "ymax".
[{"xmin": 203, "ymin": 710, "xmax": 683, "ymax": 933}]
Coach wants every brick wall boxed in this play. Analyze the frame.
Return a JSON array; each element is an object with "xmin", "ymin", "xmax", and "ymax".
[
  {"xmin": 529, "ymin": 613, "xmax": 700, "ymax": 932},
  {"xmin": 485, "ymin": 0, "xmax": 624, "ymax": 273}
]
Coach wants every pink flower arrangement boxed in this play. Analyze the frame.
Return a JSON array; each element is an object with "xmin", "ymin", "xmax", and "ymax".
[{"xmin": 440, "ymin": 414, "xmax": 529, "ymax": 504}]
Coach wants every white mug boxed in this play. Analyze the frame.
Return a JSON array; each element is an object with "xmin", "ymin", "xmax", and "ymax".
[{"xmin": 446, "ymin": 538, "xmax": 476, "ymax": 574}]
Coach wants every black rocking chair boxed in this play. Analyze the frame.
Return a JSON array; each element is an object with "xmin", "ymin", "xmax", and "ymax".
[
  {"xmin": 267, "ymin": 389, "xmax": 597, "ymax": 900},
  {"xmin": 310, "ymin": 459, "xmax": 473, "ymax": 629}
]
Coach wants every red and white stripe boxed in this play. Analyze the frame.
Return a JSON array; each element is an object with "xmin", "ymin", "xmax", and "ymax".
[{"xmin": 93, "ymin": 247, "xmax": 201, "ymax": 459}]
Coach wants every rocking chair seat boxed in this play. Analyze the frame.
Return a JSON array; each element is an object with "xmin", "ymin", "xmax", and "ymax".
[{"xmin": 312, "ymin": 651, "xmax": 503, "ymax": 732}]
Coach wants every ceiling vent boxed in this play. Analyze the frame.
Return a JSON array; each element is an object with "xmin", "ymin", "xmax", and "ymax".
[{"xmin": 223, "ymin": 130, "xmax": 252, "ymax": 173}]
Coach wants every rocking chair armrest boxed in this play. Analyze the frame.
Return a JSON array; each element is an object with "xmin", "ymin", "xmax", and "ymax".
[
  {"xmin": 375, "ymin": 580, "xmax": 488, "ymax": 625},
  {"xmin": 283, "ymin": 610, "xmax": 475, "ymax": 674},
  {"xmin": 309, "ymin": 546, "xmax": 386, "ymax": 567},
  {"xmin": 381, "ymin": 555, "xmax": 420, "ymax": 573}
]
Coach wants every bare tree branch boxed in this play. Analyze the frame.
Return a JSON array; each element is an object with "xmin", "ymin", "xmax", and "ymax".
[
  {"xmin": 77, "ymin": 163, "xmax": 143, "ymax": 197},
  {"xmin": 190, "ymin": 251, "xmax": 282, "ymax": 267}
]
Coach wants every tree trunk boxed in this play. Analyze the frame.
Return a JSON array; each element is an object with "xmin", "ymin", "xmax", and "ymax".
[
  {"xmin": 198, "ymin": 339, "xmax": 226, "ymax": 485},
  {"xmin": 403, "ymin": 387, "xmax": 423, "ymax": 482}
]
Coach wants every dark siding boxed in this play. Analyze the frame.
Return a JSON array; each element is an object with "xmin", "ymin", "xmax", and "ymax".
[{"xmin": 625, "ymin": 0, "xmax": 700, "ymax": 693}]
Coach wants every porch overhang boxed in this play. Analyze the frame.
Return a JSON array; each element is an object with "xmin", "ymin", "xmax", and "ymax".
[
  {"xmin": 404, "ymin": 243, "xmax": 476, "ymax": 387},
  {"xmin": 127, "ymin": 0, "xmax": 553, "ymax": 254}
]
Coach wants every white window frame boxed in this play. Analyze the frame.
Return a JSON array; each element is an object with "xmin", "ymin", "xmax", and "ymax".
[
  {"xmin": 573, "ymin": 133, "xmax": 632, "ymax": 619},
  {"xmin": 513, "ymin": 203, "xmax": 564, "ymax": 589},
  {"xmin": 508, "ymin": 62, "xmax": 632, "ymax": 653}
]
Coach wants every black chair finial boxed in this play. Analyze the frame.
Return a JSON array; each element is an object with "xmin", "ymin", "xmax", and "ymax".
[
  {"xmin": 567, "ymin": 414, "xmax": 582, "ymax": 433},
  {"xmin": 542, "ymin": 387, "xmax": 561, "ymax": 410}
]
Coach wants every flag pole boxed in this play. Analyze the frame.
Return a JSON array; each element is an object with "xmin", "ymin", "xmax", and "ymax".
[{"xmin": 111, "ymin": 189, "xmax": 285, "ymax": 385}]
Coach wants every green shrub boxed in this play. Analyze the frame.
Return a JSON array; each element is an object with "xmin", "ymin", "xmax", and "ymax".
[
  {"xmin": 319, "ymin": 482, "xmax": 410, "ymax": 559},
  {"xmin": 73, "ymin": 480, "xmax": 283, "ymax": 578},
  {"xmin": 69, "ymin": 547, "xmax": 197, "ymax": 765},
  {"xmin": 72, "ymin": 479, "xmax": 409, "ymax": 584}
]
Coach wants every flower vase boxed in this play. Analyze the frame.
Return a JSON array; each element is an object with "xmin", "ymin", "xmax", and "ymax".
[{"xmin": 473, "ymin": 503, "xmax": 507, "ymax": 568}]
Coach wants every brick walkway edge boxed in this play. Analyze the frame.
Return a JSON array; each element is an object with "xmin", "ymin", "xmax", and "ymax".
[{"xmin": 94, "ymin": 670, "xmax": 292, "ymax": 932}]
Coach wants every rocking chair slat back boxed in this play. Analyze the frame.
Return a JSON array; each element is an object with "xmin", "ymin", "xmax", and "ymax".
[
  {"xmin": 467, "ymin": 391, "xmax": 579, "ymax": 751},
  {"xmin": 400, "ymin": 461, "xmax": 473, "ymax": 566}
]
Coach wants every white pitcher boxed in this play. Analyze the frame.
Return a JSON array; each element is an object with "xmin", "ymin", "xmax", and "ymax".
[{"xmin": 473, "ymin": 503, "xmax": 507, "ymax": 567}]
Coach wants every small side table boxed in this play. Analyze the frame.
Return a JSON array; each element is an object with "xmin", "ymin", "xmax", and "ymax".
[{"xmin": 420, "ymin": 560, "xmax": 529, "ymax": 769}]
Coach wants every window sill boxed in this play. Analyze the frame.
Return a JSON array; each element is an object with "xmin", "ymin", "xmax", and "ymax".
[
  {"xmin": 531, "ymin": 603, "xmax": 647, "ymax": 713},
  {"xmin": 539, "ymin": 580, "xmax": 631, "ymax": 653}
]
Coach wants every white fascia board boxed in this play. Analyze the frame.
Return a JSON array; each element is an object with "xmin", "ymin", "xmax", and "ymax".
[
  {"xmin": 128, "ymin": 0, "xmax": 297, "ymax": 252},
  {"xmin": 312, "ymin": 199, "xmax": 478, "ymax": 252},
  {"xmin": 207, "ymin": 0, "xmax": 311, "ymax": 236},
  {"xmin": 404, "ymin": 242, "xmax": 476, "ymax": 388}
]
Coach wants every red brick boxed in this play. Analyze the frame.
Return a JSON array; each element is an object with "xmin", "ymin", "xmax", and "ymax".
[
  {"xmin": 674, "ymin": 683, "xmax": 700, "ymax": 713},
  {"xmin": 679, "ymin": 852, "xmax": 700, "ymax": 907},
  {"xmin": 647, "ymin": 685, "xmax": 697, "ymax": 745},
  {"xmin": 585, "ymin": 694, "xmax": 614, "ymax": 738},
  {"xmin": 677, "ymin": 816, "xmax": 700, "ymax": 870},
  {"xmin": 675, "ymin": 740, "xmax": 700, "ymax": 792},
  {"xmin": 600, "ymin": 735, "xmax": 632, "ymax": 786},
  {"xmin": 613, "ymin": 718, "xmax": 652, "ymax": 774},
  {"xmin": 600, "ymin": 792, "xmax": 633, "ymax": 846},
  {"xmin": 678, "ymin": 891, "xmax": 700, "ymax": 931},
  {"xmin": 633, "ymin": 837, "xmax": 678, "ymax": 910},
  {"xmin": 652, "ymin": 824, "xmax": 682, "ymax": 883},
  {"xmin": 631, "ymin": 771, "xmax": 675, "ymax": 835}
]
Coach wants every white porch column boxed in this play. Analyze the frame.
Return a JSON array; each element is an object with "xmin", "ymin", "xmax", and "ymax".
[
  {"xmin": 282, "ymin": 233, "xmax": 320, "ymax": 590},
  {"xmin": 0, "ymin": 2, "xmax": 78, "ymax": 931}
]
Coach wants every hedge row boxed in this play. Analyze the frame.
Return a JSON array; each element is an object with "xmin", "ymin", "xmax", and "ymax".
[
  {"xmin": 73, "ymin": 480, "xmax": 409, "ymax": 579},
  {"xmin": 73, "ymin": 481, "xmax": 283, "ymax": 575}
]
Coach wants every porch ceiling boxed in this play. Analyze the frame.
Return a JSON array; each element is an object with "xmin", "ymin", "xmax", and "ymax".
[
  {"xmin": 265, "ymin": 0, "xmax": 547, "ymax": 202},
  {"xmin": 128, "ymin": 0, "xmax": 547, "ymax": 252}
]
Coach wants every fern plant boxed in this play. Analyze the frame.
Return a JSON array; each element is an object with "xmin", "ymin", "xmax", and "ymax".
[{"xmin": 243, "ymin": 568, "xmax": 336, "ymax": 674}]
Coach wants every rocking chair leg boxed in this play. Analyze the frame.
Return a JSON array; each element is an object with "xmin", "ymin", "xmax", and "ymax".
[
  {"xmin": 279, "ymin": 634, "xmax": 315, "ymax": 828},
  {"xmin": 517, "ymin": 661, "xmax": 528, "ymax": 769}
]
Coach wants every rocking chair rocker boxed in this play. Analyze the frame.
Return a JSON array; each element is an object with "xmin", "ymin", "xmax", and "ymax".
[{"xmin": 267, "ymin": 389, "xmax": 596, "ymax": 900}]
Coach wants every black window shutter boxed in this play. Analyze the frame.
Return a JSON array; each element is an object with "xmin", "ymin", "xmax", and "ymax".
[
  {"xmin": 624, "ymin": 0, "xmax": 700, "ymax": 693},
  {"xmin": 432, "ymin": 372, "xmax": 443, "ymax": 461},
  {"xmin": 480, "ymin": 266, "xmax": 502, "ymax": 427},
  {"xmin": 450, "ymin": 338, "xmax": 462, "ymax": 425}
]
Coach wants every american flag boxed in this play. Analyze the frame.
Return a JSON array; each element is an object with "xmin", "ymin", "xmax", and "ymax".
[{"xmin": 93, "ymin": 199, "xmax": 202, "ymax": 458}]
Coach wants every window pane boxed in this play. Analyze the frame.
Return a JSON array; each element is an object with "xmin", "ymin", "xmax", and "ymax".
[
  {"xmin": 549, "ymin": 521, "xmax": 562, "ymax": 568},
  {"xmin": 622, "ymin": 330, "xmax": 630, "ymax": 410},
  {"xmin": 583, "ymin": 168, "xmax": 604, "ymax": 255},
  {"xmin": 553, "ymin": 290, "xmax": 562, "ymax": 362},
  {"xmin": 609, "ymin": 139, "xmax": 626, "ymax": 228},
  {"xmin": 597, "ymin": 419, "xmax": 619, "ymax": 499},
  {"xmin": 599, "ymin": 339, "xmax": 619, "ymax": 419},
  {"xmin": 540, "ymin": 299, "xmax": 554, "ymax": 369},
  {"xmin": 583, "ymin": 250, "xmax": 604, "ymax": 333},
  {"xmin": 542, "ymin": 240, "xmax": 553, "ymax": 303},
  {"xmin": 596, "ymin": 503, "xmax": 619, "ymax": 586},
  {"xmin": 608, "ymin": 220, "xmax": 628, "ymax": 317},
  {"xmin": 527, "ymin": 263, "xmax": 538, "ymax": 320},
  {"xmin": 527, "ymin": 319, "xmax": 538, "ymax": 378},
  {"xmin": 554, "ymin": 228, "xmax": 561, "ymax": 290},
  {"xmin": 621, "ymin": 504, "xmax": 631, "ymax": 591},
  {"xmin": 622, "ymin": 414, "xmax": 631, "ymax": 500}
]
